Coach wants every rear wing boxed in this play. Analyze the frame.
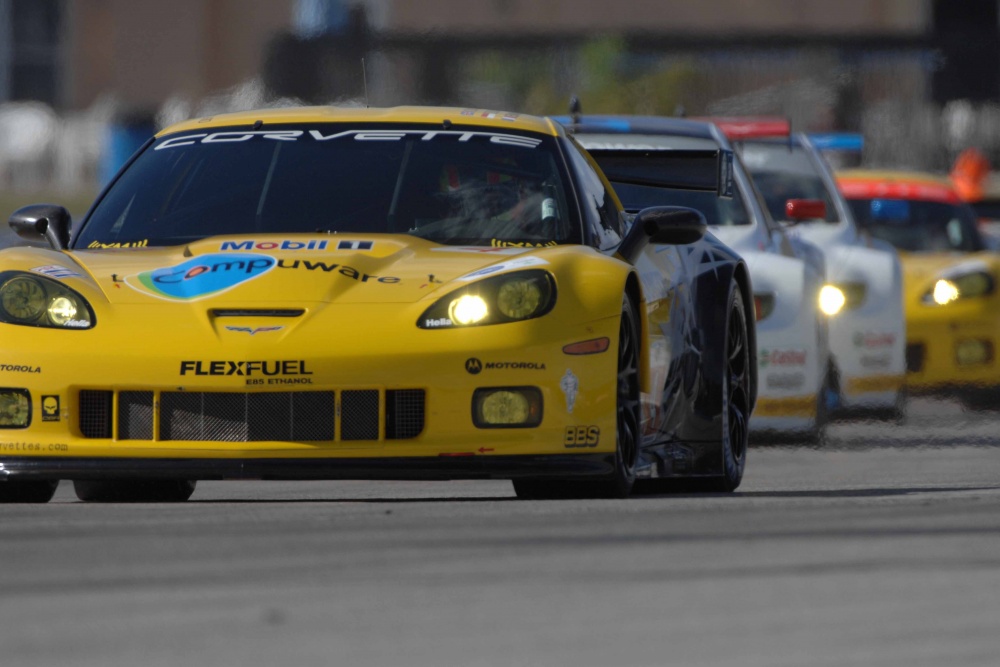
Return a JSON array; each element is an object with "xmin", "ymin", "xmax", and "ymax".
[
  {"xmin": 588, "ymin": 148, "xmax": 734, "ymax": 199},
  {"xmin": 698, "ymin": 116, "xmax": 791, "ymax": 140}
]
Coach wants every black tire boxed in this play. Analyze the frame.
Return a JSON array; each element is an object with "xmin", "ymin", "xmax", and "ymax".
[
  {"xmin": 513, "ymin": 295, "xmax": 641, "ymax": 500},
  {"xmin": 959, "ymin": 387, "xmax": 1000, "ymax": 412},
  {"xmin": 73, "ymin": 479, "xmax": 196, "ymax": 503},
  {"xmin": 0, "ymin": 480, "xmax": 59, "ymax": 503},
  {"xmin": 705, "ymin": 286, "xmax": 751, "ymax": 492}
]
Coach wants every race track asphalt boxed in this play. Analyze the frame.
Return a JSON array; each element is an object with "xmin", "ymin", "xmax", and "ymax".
[{"xmin": 2, "ymin": 398, "xmax": 1000, "ymax": 667}]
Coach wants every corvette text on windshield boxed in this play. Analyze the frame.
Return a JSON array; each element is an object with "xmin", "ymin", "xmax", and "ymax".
[{"xmin": 154, "ymin": 129, "xmax": 543, "ymax": 151}]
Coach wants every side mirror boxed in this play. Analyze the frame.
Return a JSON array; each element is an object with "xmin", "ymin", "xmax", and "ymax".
[
  {"xmin": 617, "ymin": 206, "xmax": 707, "ymax": 263},
  {"xmin": 785, "ymin": 198, "xmax": 826, "ymax": 223},
  {"xmin": 9, "ymin": 204, "xmax": 71, "ymax": 250}
]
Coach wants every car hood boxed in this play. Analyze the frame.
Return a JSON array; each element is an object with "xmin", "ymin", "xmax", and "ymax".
[
  {"xmin": 3, "ymin": 235, "xmax": 555, "ymax": 306},
  {"xmin": 900, "ymin": 251, "xmax": 998, "ymax": 301}
]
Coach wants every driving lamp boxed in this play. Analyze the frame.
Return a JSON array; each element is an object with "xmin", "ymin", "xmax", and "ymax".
[
  {"xmin": 0, "ymin": 271, "xmax": 94, "ymax": 329},
  {"xmin": 473, "ymin": 387, "xmax": 543, "ymax": 428},
  {"xmin": 0, "ymin": 390, "xmax": 31, "ymax": 428}
]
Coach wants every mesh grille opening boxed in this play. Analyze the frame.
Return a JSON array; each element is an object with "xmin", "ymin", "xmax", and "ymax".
[
  {"xmin": 79, "ymin": 390, "xmax": 113, "ymax": 438},
  {"xmin": 159, "ymin": 391, "xmax": 335, "ymax": 442},
  {"xmin": 386, "ymin": 389, "xmax": 425, "ymax": 440},
  {"xmin": 119, "ymin": 391, "xmax": 154, "ymax": 440},
  {"xmin": 341, "ymin": 390, "xmax": 379, "ymax": 440}
]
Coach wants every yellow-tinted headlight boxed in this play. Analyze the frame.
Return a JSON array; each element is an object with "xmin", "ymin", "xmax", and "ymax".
[
  {"xmin": 1, "ymin": 276, "xmax": 46, "ymax": 321},
  {"xmin": 819, "ymin": 284, "xmax": 847, "ymax": 315},
  {"xmin": 497, "ymin": 277, "xmax": 542, "ymax": 319},
  {"xmin": 0, "ymin": 390, "xmax": 31, "ymax": 428},
  {"xmin": 472, "ymin": 387, "xmax": 543, "ymax": 428},
  {"xmin": 48, "ymin": 296, "xmax": 79, "ymax": 326},
  {"xmin": 0, "ymin": 271, "xmax": 94, "ymax": 329}
]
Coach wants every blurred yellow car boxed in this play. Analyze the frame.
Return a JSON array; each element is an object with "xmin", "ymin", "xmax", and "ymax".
[{"xmin": 837, "ymin": 170, "xmax": 1000, "ymax": 408}]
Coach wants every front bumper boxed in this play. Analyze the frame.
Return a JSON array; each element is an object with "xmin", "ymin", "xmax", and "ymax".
[{"xmin": 1, "ymin": 307, "xmax": 620, "ymax": 475}]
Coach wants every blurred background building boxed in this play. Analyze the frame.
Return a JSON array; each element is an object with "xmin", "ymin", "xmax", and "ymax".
[{"xmin": 1, "ymin": 0, "xmax": 1000, "ymax": 203}]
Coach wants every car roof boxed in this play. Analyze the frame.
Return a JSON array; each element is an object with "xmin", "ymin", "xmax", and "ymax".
[
  {"xmin": 553, "ymin": 114, "xmax": 720, "ymax": 140},
  {"xmin": 158, "ymin": 106, "xmax": 562, "ymax": 137},
  {"xmin": 836, "ymin": 169, "xmax": 961, "ymax": 204}
]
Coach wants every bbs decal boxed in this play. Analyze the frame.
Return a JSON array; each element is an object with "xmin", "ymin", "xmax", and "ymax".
[{"xmin": 564, "ymin": 426, "xmax": 600, "ymax": 448}]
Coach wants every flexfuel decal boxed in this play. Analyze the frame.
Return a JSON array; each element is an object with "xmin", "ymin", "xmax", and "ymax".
[
  {"xmin": 127, "ymin": 253, "xmax": 275, "ymax": 301},
  {"xmin": 180, "ymin": 360, "xmax": 313, "ymax": 386}
]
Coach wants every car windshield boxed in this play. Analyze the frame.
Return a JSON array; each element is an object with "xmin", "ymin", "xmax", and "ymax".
[
  {"xmin": 75, "ymin": 123, "xmax": 578, "ymax": 248},
  {"xmin": 739, "ymin": 143, "xmax": 839, "ymax": 223},
  {"xmin": 846, "ymin": 198, "xmax": 984, "ymax": 252}
]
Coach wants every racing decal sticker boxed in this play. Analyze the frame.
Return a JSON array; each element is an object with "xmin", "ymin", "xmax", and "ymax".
[
  {"xmin": 853, "ymin": 332, "xmax": 896, "ymax": 349},
  {"xmin": 560, "ymin": 369, "xmax": 579, "ymax": 414},
  {"xmin": 564, "ymin": 426, "xmax": 600, "ymax": 448},
  {"xmin": 225, "ymin": 326, "xmax": 284, "ymax": 335},
  {"xmin": 860, "ymin": 354, "xmax": 892, "ymax": 369},
  {"xmin": 41, "ymin": 395, "xmax": 60, "ymax": 422},
  {"xmin": 87, "ymin": 240, "xmax": 149, "ymax": 249},
  {"xmin": 0, "ymin": 364, "xmax": 41, "ymax": 373},
  {"xmin": 156, "ymin": 130, "xmax": 542, "ymax": 150},
  {"xmin": 465, "ymin": 359, "xmax": 545, "ymax": 374},
  {"xmin": 336, "ymin": 240, "xmax": 373, "ymax": 250},
  {"xmin": 759, "ymin": 349, "xmax": 807, "ymax": 368},
  {"xmin": 220, "ymin": 240, "xmax": 329, "ymax": 251},
  {"xmin": 127, "ymin": 253, "xmax": 275, "ymax": 301},
  {"xmin": 275, "ymin": 259, "xmax": 399, "ymax": 283},
  {"xmin": 431, "ymin": 246, "xmax": 530, "ymax": 255},
  {"xmin": 456, "ymin": 256, "xmax": 548, "ymax": 281},
  {"xmin": 181, "ymin": 360, "xmax": 313, "ymax": 386},
  {"xmin": 489, "ymin": 239, "xmax": 558, "ymax": 248},
  {"xmin": 765, "ymin": 373, "xmax": 806, "ymax": 390},
  {"xmin": 31, "ymin": 265, "xmax": 81, "ymax": 279}
]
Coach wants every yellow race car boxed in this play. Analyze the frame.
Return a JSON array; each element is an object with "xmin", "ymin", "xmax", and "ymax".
[
  {"xmin": 837, "ymin": 169, "xmax": 1000, "ymax": 408},
  {"xmin": 0, "ymin": 106, "xmax": 756, "ymax": 503}
]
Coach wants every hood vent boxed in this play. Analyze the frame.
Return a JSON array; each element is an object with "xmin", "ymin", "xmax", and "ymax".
[{"xmin": 211, "ymin": 309, "xmax": 305, "ymax": 318}]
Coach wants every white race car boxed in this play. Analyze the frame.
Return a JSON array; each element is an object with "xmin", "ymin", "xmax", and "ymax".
[
  {"xmin": 560, "ymin": 114, "xmax": 838, "ymax": 440},
  {"xmin": 730, "ymin": 125, "xmax": 906, "ymax": 418}
]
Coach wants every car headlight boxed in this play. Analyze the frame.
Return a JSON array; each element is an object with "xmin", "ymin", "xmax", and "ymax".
[
  {"xmin": 418, "ymin": 269, "xmax": 556, "ymax": 329},
  {"xmin": 0, "ymin": 271, "xmax": 95, "ymax": 329},
  {"xmin": 924, "ymin": 271, "xmax": 994, "ymax": 305},
  {"xmin": 818, "ymin": 282, "xmax": 866, "ymax": 316}
]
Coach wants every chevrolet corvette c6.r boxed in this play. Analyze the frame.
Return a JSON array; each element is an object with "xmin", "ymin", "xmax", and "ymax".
[
  {"xmin": 0, "ymin": 106, "xmax": 755, "ymax": 502},
  {"xmin": 559, "ymin": 114, "xmax": 833, "ymax": 441},
  {"xmin": 837, "ymin": 169, "xmax": 1000, "ymax": 409}
]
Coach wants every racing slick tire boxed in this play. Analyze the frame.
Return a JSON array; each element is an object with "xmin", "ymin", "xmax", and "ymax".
[
  {"xmin": 702, "ymin": 285, "xmax": 751, "ymax": 492},
  {"xmin": 513, "ymin": 295, "xmax": 640, "ymax": 500},
  {"xmin": 0, "ymin": 480, "xmax": 59, "ymax": 503},
  {"xmin": 72, "ymin": 479, "xmax": 197, "ymax": 503}
]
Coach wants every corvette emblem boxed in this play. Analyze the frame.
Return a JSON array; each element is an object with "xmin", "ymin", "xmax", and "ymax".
[{"xmin": 225, "ymin": 326, "xmax": 284, "ymax": 335}]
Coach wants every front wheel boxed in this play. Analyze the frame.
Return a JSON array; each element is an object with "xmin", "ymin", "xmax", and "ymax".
[
  {"xmin": 513, "ymin": 295, "xmax": 641, "ymax": 500},
  {"xmin": 706, "ymin": 285, "xmax": 751, "ymax": 492},
  {"xmin": 73, "ymin": 479, "xmax": 196, "ymax": 503}
]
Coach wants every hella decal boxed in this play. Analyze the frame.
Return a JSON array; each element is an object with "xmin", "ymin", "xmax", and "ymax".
[{"xmin": 128, "ymin": 253, "xmax": 275, "ymax": 301}]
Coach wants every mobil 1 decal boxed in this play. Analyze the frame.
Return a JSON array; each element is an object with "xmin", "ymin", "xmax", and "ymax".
[{"xmin": 127, "ymin": 253, "xmax": 275, "ymax": 301}]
